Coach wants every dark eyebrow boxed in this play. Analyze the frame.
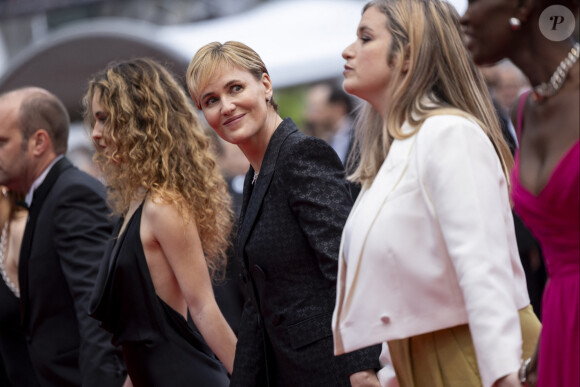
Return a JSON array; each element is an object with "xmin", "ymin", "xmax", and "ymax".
[
  {"xmin": 358, "ymin": 25, "xmax": 373, "ymax": 34},
  {"xmin": 201, "ymin": 79, "xmax": 241, "ymax": 102}
]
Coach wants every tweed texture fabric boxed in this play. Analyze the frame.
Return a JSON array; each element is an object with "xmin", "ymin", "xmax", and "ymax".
[{"xmin": 230, "ymin": 118, "xmax": 380, "ymax": 387}]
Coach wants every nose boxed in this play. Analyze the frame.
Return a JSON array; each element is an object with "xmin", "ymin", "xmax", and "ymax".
[
  {"xmin": 342, "ymin": 41, "xmax": 355, "ymax": 60},
  {"xmin": 221, "ymin": 97, "xmax": 235, "ymax": 116},
  {"xmin": 92, "ymin": 124, "xmax": 103, "ymax": 144},
  {"xmin": 92, "ymin": 126, "xmax": 100, "ymax": 141}
]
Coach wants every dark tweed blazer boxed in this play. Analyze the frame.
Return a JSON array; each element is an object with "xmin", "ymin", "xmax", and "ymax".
[
  {"xmin": 19, "ymin": 157, "xmax": 126, "ymax": 387},
  {"xmin": 230, "ymin": 119, "xmax": 380, "ymax": 387}
]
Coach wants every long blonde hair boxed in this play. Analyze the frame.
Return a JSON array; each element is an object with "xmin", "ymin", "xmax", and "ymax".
[
  {"xmin": 349, "ymin": 0, "xmax": 513, "ymax": 188},
  {"xmin": 83, "ymin": 58, "xmax": 233, "ymax": 278}
]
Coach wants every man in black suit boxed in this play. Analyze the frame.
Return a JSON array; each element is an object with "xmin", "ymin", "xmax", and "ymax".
[{"xmin": 0, "ymin": 87, "xmax": 126, "ymax": 386}]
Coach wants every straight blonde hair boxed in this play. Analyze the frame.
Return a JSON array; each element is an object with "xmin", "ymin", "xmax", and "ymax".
[{"xmin": 348, "ymin": 0, "xmax": 514, "ymax": 188}]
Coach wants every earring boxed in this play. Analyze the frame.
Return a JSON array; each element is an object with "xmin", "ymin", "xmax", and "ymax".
[
  {"xmin": 509, "ymin": 17, "xmax": 521, "ymax": 31},
  {"xmin": 1, "ymin": 187, "xmax": 8, "ymax": 198},
  {"xmin": 266, "ymin": 95, "xmax": 271, "ymax": 103}
]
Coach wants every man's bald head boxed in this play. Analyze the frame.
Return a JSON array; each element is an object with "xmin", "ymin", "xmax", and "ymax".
[{"xmin": 0, "ymin": 87, "xmax": 70, "ymax": 155}]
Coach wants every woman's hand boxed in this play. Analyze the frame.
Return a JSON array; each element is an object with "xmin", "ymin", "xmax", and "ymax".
[
  {"xmin": 520, "ymin": 353, "xmax": 539, "ymax": 387},
  {"xmin": 350, "ymin": 369, "xmax": 382, "ymax": 387},
  {"xmin": 493, "ymin": 372, "xmax": 520, "ymax": 387}
]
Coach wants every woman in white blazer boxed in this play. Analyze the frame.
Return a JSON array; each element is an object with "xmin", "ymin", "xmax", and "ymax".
[{"xmin": 331, "ymin": 1, "xmax": 541, "ymax": 387}]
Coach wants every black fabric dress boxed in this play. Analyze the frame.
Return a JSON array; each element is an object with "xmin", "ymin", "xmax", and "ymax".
[
  {"xmin": 0, "ymin": 279, "xmax": 40, "ymax": 386},
  {"xmin": 89, "ymin": 203, "xmax": 229, "ymax": 387}
]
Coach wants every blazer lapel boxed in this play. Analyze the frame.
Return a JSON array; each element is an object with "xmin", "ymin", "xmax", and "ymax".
[
  {"xmin": 341, "ymin": 133, "xmax": 418, "ymax": 309},
  {"xmin": 237, "ymin": 168, "xmax": 253, "ymax": 227},
  {"xmin": 19, "ymin": 157, "xmax": 72, "ymax": 325},
  {"xmin": 235, "ymin": 119, "xmax": 297, "ymax": 267}
]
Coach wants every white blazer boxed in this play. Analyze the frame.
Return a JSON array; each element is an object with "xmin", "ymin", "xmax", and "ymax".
[{"xmin": 332, "ymin": 115, "xmax": 530, "ymax": 387}]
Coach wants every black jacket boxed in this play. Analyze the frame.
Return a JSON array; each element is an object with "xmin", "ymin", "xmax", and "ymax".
[
  {"xmin": 230, "ymin": 119, "xmax": 380, "ymax": 387},
  {"xmin": 19, "ymin": 157, "xmax": 126, "ymax": 387}
]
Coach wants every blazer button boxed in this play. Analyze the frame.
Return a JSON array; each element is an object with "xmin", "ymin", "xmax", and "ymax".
[{"xmin": 380, "ymin": 314, "xmax": 391, "ymax": 324}]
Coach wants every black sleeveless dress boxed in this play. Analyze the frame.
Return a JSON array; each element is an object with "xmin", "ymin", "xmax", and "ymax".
[{"xmin": 89, "ymin": 203, "xmax": 229, "ymax": 387}]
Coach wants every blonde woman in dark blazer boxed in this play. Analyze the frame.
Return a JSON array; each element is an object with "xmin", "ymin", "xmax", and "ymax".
[
  {"xmin": 187, "ymin": 41, "xmax": 381, "ymax": 386},
  {"xmin": 331, "ymin": 1, "xmax": 541, "ymax": 387}
]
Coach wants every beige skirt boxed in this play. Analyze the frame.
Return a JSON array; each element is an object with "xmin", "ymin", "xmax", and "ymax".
[{"xmin": 387, "ymin": 305, "xmax": 541, "ymax": 387}]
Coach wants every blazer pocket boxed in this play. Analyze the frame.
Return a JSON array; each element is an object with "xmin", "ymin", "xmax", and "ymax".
[{"xmin": 286, "ymin": 312, "xmax": 333, "ymax": 350}]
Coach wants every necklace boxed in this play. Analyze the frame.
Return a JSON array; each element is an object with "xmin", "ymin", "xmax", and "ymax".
[
  {"xmin": 0, "ymin": 222, "xmax": 20, "ymax": 298},
  {"xmin": 532, "ymin": 42, "xmax": 580, "ymax": 102}
]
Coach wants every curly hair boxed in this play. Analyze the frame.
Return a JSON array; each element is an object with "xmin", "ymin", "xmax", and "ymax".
[{"xmin": 83, "ymin": 58, "xmax": 233, "ymax": 279}]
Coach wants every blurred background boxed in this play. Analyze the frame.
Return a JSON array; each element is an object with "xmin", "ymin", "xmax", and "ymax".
[{"xmin": 0, "ymin": 0, "xmax": 467, "ymax": 175}]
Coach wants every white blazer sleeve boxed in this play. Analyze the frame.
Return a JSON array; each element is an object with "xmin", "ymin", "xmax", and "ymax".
[{"xmin": 417, "ymin": 116, "xmax": 522, "ymax": 387}]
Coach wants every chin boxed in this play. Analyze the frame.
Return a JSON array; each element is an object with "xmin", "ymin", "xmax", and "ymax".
[
  {"xmin": 471, "ymin": 47, "xmax": 505, "ymax": 67},
  {"xmin": 342, "ymin": 82, "xmax": 359, "ymax": 99},
  {"xmin": 470, "ymin": 51, "xmax": 490, "ymax": 66}
]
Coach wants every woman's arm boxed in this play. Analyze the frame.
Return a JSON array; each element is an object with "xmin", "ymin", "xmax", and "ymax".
[{"xmin": 143, "ymin": 199, "xmax": 237, "ymax": 374}]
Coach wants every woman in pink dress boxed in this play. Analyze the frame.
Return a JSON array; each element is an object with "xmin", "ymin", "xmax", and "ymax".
[{"xmin": 461, "ymin": 1, "xmax": 579, "ymax": 386}]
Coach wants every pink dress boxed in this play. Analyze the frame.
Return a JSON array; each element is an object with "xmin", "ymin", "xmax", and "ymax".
[{"xmin": 511, "ymin": 91, "xmax": 580, "ymax": 387}]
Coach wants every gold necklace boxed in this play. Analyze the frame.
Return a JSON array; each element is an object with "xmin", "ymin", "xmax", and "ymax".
[{"xmin": 532, "ymin": 42, "xmax": 580, "ymax": 102}]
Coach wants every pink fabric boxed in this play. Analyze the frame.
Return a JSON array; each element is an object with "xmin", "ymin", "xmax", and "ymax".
[{"xmin": 512, "ymin": 92, "xmax": 580, "ymax": 387}]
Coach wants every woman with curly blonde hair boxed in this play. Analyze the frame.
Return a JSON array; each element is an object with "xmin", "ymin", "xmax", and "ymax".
[{"xmin": 86, "ymin": 58, "xmax": 236, "ymax": 386}]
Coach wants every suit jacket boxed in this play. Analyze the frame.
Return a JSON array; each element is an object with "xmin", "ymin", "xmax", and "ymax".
[
  {"xmin": 230, "ymin": 119, "xmax": 380, "ymax": 387},
  {"xmin": 332, "ymin": 115, "xmax": 531, "ymax": 387},
  {"xmin": 19, "ymin": 157, "xmax": 125, "ymax": 387}
]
